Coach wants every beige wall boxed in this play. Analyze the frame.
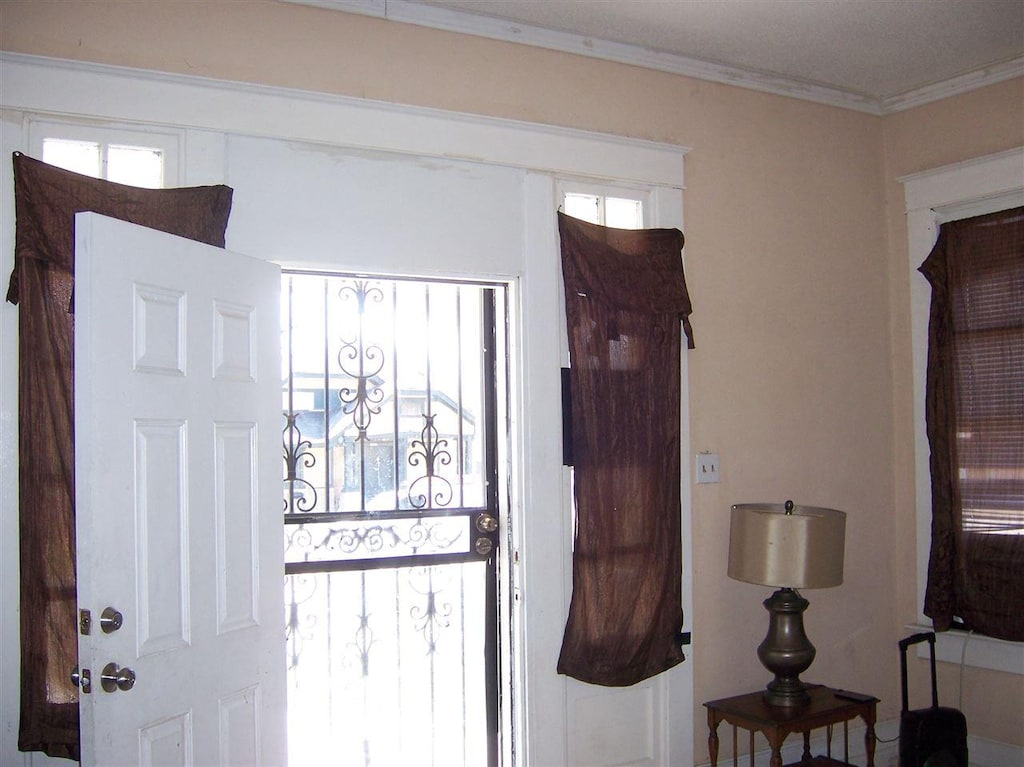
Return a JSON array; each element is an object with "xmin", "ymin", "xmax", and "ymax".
[
  {"xmin": 883, "ymin": 78, "xmax": 1024, "ymax": 747},
  {"xmin": 2, "ymin": 0, "xmax": 1021, "ymax": 759}
]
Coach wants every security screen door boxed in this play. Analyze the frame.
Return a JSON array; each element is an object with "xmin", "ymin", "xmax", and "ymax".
[{"xmin": 281, "ymin": 272, "xmax": 506, "ymax": 767}]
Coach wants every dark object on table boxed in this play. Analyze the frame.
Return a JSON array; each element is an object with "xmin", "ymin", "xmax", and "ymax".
[{"xmin": 898, "ymin": 632, "xmax": 968, "ymax": 767}]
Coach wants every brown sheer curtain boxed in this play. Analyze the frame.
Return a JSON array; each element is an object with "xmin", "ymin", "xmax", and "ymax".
[
  {"xmin": 8, "ymin": 152, "xmax": 234, "ymax": 759},
  {"xmin": 919, "ymin": 206, "xmax": 1024, "ymax": 642},
  {"xmin": 556, "ymin": 211, "xmax": 694, "ymax": 687}
]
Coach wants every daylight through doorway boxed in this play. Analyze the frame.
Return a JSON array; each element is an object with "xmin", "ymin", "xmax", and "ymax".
[{"xmin": 280, "ymin": 272, "xmax": 506, "ymax": 766}]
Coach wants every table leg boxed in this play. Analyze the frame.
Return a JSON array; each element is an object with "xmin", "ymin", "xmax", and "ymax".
[
  {"xmin": 801, "ymin": 731, "xmax": 811, "ymax": 764},
  {"xmin": 864, "ymin": 708, "xmax": 877, "ymax": 767},
  {"xmin": 707, "ymin": 710, "xmax": 720, "ymax": 767},
  {"xmin": 768, "ymin": 735, "xmax": 784, "ymax": 767}
]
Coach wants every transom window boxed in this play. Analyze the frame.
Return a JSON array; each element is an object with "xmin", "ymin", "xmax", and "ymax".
[
  {"xmin": 28, "ymin": 119, "xmax": 179, "ymax": 188},
  {"xmin": 564, "ymin": 191, "xmax": 644, "ymax": 228},
  {"xmin": 42, "ymin": 138, "xmax": 164, "ymax": 188}
]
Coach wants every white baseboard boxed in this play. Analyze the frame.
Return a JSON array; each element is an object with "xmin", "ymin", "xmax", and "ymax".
[
  {"xmin": 968, "ymin": 735, "xmax": 1024, "ymax": 767},
  {"xmin": 695, "ymin": 718, "xmax": 1022, "ymax": 767}
]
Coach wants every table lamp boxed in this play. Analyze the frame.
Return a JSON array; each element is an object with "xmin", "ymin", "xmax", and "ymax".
[{"xmin": 728, "ymin": 500, "xmax": 846, "ymax": 707}]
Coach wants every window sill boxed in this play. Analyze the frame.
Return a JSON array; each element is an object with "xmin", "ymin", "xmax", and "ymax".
[{"xmin": 905, "ymin": 624, "xmax": 1024, "ymax": 675}]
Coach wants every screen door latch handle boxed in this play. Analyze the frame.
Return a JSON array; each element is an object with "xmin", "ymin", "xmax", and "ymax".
[{"xmin": 476, "ymin": 514, "xmax": 498, "ymax": 533}]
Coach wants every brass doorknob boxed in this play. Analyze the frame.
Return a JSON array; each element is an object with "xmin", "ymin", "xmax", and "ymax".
[{"xmin": 100, "ymin": 662, "xmax": 136, "ymax": 693}]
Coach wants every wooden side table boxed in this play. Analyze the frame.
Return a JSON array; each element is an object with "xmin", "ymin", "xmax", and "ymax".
[{"xmin": 704, "ymin": 685, "xmax": 878, "ymax": 767}]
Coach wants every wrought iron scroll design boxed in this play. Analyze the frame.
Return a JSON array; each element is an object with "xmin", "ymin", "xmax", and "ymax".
[
  {"xmin": 283, "ymin": 412, "xmax": 318, "ymax": 513},
  {"xmin": 285, "ymin": 566, "xmax": 318, "ymax": 670},
  {"xmin": 337, "ymin": 280, "xmax": 385, "ymax": 440},
  {"xmin": 286, "ymin": 519, "xmax": 463, "ymax": 560},
  {"xmin": 410, "ymin": 567, "xmax": 453, "ymax": 655},
  {"xmin": 348, "ymin": 573, "xmax": 375, "ymax": 676},
  {"xmin": 408, "ymin": 414, "xmax": 453, "ymax": 509},
  {"xmin": 287, "ymin": 565, "xmax": 459, "ymax": 671}
]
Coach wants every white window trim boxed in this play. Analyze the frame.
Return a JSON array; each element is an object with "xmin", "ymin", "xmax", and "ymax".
[
  {"xmin": 901, "ymin": 146, "xmax": 1024, "ymax": 675},
  {"xmin": 2, "ymin": 52, "xmax": 686, "ymax": 189},
  {"xmin": 27, "ymin": 117, "xmax": 182, "ymax": 187}
]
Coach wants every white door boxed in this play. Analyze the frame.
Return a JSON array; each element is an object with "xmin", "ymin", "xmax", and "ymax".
[{"xmin": 74, "ymin": 212, "xmax": 286, "ymax": 766}]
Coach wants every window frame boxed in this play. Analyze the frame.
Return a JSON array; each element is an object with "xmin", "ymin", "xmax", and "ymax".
[
  {"xmin": 902, "ymin": 146, "xmax": 1024, "ymax": 674},
  {"xmin": 27, "ymin": 117, "xmax": 182, "ymax": 187}
]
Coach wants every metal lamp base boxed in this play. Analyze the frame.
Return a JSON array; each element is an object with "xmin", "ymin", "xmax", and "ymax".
[{"xmin": 757, "ymin": 587, "xmax": 816, "ymax": 707}]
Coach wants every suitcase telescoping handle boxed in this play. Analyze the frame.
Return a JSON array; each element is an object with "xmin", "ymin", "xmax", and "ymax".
[{"xmin": 899, "ymin": 631, "xmax": 939, "ymax": 712}]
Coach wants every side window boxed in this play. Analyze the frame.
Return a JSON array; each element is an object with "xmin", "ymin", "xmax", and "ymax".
[
  {"xmin": 558, "ymin": 183, "xmax": 650, "ymax": 541},
  {"xmin": 28, "ymin": 119, "xmax": 180, "ymax": 188},
  {"xmin": 903, "ymin": 148, "xmax": 1024, "ymax": 673}
]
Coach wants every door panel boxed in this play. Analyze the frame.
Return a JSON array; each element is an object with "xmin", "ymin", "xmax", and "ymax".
[{"xmin": 74, "ymin": 212, "xmax": 285, "ymax": 766}]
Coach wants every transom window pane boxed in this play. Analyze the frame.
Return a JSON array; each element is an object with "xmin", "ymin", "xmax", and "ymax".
[
  {"xmin": 564, "ymin": 192, "xmax": 600, "ymax": 223},
  {"xmin": 42, "ymin": 138, "xmax": 101, "ymax": 178},
  {"xmin": 107, "ymin": 144, "xmax": 164, "ymax": 187},
  {"xmin": 605, "ymin": 196, "xmax": 644, "ymax": 228}
]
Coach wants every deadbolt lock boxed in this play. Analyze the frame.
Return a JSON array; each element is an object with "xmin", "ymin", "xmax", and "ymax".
[
  {"xmin": 100, "ymin": 607, "xmax": 123, "ymax": 634},
  {"xmin": 475, "ymin": 537, "xmax": 494, "ymax": 557}
]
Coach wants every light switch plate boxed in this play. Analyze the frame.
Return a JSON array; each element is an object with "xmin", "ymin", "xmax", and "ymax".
[{"xmin": 696, "ymin": 452, "xmax": 720, "ymax": 484}]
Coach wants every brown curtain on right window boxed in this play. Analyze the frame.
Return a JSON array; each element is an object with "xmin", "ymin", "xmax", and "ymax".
[
  {"xmin": 556, "ymin": 211, "xmax": 693, "ymax": 687},
  {"xmin": 8, "ymin": 152, "xmax": 234, "ymax": 760},
  {"xmin": 919, "ymin": 206, "xmax": 1024, "ymax": 642}
]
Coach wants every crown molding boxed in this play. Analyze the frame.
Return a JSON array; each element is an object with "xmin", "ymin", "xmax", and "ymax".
[
  {"xmin": 381, "ymin": 0, "xmax": 883, "ymax": 114},
  {"xmin": 279, "ymin": 0, "xmax": 385, "ymax": 15},
  {"xmin": 880, "ymin": 57, "xmax": 1024, "ymax": 113},
  {"xmin": 282, "ymin": 0, "xmax": 1023, "ymax": 116}
]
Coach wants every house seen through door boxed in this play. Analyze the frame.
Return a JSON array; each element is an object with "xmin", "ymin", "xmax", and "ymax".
[{"xmin": 281, "ymin": 272, "xmax": 509, "ymax": 767}]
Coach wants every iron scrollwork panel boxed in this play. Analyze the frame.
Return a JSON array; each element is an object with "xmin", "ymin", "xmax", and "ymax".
[{"xmin": 283, "ymin": 412, "xmax": 317, "ymax": 513}]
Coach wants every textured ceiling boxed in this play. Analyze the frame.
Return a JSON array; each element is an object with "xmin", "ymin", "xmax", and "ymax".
[{"xmin": 404, "ymin": 0, "xmax": 1024, "ymax": 101}]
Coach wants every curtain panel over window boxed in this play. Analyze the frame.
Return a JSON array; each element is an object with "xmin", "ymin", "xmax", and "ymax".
[
  {"xmin": 556, "ymin": 211, "xmax": 693, "ymax": 687},
  {"xmin": 7, "ymin": 152, "xmax": 233, "ymax": 759},
  {"xmin": 919, "ymin": 206, "xmax": 1024, "ymax": 642}
]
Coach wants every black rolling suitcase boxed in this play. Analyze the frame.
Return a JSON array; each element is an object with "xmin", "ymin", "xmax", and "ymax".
[{"xmin": 898, "ymin": 632, "xmax": 968, "ymax": 767}]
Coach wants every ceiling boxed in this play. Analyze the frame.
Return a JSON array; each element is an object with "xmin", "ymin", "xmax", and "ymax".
[{"xmin": 380, "ymin": 0, "xmax": 1024, "ymax": 113}]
